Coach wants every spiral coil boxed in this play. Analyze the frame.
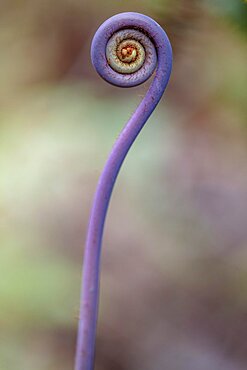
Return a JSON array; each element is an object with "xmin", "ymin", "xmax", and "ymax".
[{"xmin": 91, "ymin": 12, "xmax": 171, "ymax": 87}]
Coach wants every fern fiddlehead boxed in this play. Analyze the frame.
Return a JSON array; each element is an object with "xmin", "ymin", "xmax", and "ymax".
[{"xmin": 75, "ymin": 12, "xmax": 172, "ymax": 370}]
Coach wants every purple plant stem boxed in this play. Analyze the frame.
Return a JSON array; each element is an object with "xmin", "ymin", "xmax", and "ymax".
[{"xmin": 75, "ymin": 12, "xmax": 172, "ymax": 370}]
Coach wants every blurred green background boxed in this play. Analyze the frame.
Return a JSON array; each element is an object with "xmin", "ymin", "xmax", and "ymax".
[{"xmin": 0, "ymin": 0, "xmax": 247, "ymax": 369}]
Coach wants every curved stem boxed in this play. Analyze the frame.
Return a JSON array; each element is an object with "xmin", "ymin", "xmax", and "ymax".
[{"xmin": 75, "ymin": 13, "xmax": 172, "ymax": 370}]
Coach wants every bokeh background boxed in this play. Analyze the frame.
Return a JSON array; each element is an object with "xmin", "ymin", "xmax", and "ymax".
[{"xmin": 1, "ymin": 0, "xmax": 247, "ymax": 369}]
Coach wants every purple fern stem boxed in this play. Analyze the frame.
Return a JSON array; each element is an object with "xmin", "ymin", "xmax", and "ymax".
[{"xmin": 75, "ymin": 12, "xmax": 172, "ymax": 370}]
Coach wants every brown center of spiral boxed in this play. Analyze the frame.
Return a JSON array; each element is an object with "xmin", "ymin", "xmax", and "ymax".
[
  {"xmin": 116, "ymin": 41, "xmax": 140, "ymax": 64},
  {"xmin": 120, "ymin": 46, "xmax": 137, "ymax": 62}
]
